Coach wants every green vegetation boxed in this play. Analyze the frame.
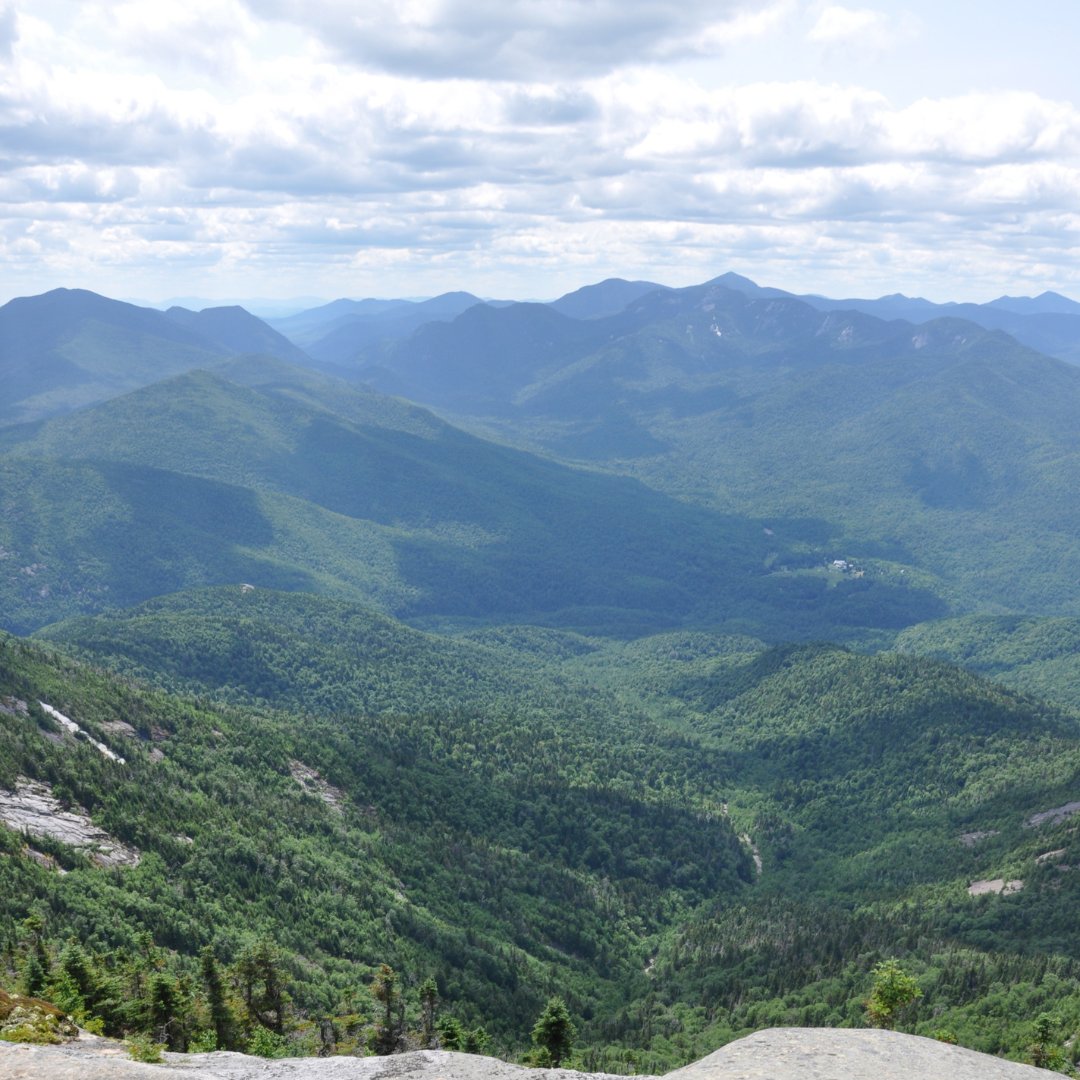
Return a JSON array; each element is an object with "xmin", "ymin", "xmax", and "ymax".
[
  {"xmin": 0, "ymin": 363, "xmax": 945, "ymax": 641},
  {"xmin": 864, "ymin": 960, "xmax": 921, "ymax": 1030},
  {"xmin": 7, "ymin": 281, "xmax": 1080, "ymax": 1072},
  {"xmin": 531, "ymin": 996, "xmax": 576, "ymax": 1067},
  {"xmin": 896, "ymin": 615, "xmax": 1080, "ymax": 711},
  {"xmin": 0, "ymin": 630, "xmax": 754, "ymax": 1060},
  {"xmin": 8, "ymin": 608, "xmax": 1080, "ymax": 1068},
  {"xmin": 362, "ymin": 282, "xmax": 1080, "ymax": 623}
]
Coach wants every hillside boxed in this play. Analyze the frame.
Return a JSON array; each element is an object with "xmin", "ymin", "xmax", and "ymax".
[
  {"xmin": 895, "ymin": 614, "xmax": 1080, "ymax": 711},
  {"xmin": 17, "ymin": 589, "xmax": 1080, "ymax": 1066},
  {"xmin": 0, "ymin": 289, "xmax": 311, "ymax": 426},
  {"xmin": 0, "ymin": 630, "xmax": 754, "ymax": 1056},
  {"xmin": 6, "ymin": 275, "xmax": 1080, "ymax": 1070},
  {"xmin": 334, "ymin": 279, "xmax": 1080, "ymax": 618},
  {"xmin": 0, "ymin": 362, "xmax": 945, "ymax": 640}
]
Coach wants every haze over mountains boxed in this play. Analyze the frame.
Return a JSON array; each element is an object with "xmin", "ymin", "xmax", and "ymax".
[{"xmin": 5, "ymin": 271, "xmax": 1080, "ymax": 1069}]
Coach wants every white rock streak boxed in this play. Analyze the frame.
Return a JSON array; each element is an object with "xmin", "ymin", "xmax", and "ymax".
[{"xmin": 39, "ymin": 702, "xmax": 126, "ymax": 764}]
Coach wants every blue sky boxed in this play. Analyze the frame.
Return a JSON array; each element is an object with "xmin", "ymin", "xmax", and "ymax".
[{"xmin": 2, "ymin": 1, "xmax": 1079, "ymax": 305}]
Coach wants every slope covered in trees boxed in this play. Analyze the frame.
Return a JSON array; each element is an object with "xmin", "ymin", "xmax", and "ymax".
[
  {"xmin": 6, "ymin": 274, "xmax": 1080, "ymax": 1071},
  {"xmin": 13, "ymin": 595, "xmax": 1080, "ymax": 1068},
  {"xmin": 0, "ymin": 362, "xmax": 944, "ymax": 640}
]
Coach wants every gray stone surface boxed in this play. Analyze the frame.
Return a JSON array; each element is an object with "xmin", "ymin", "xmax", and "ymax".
[
  {"xmin": 0, "ymin": 1029, "xmax": 1055, "ymax": 1080},
  {"xmin": 0, "ymin": 778, "xmax": 141, "ymax": 866},
  {"xmin": 668, "ymin": 1028, "xmax": 1052, "ymax": 1080}
]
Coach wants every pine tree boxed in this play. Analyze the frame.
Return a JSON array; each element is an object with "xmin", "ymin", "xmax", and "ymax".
[
  {"xmin": 200, "ymin": 945, "xmax": 236, "ymax": 1050},
  {"xmin": 531, "ymin": 996, "xmax": 575, "ymax": 1068},
  {"xmin": 370, "ymin": 964, "xmax": 400, "ymax": 1055},
  {"xmin": 418, "ymin": 976, "xmax": 439, "ymax": 1048}
]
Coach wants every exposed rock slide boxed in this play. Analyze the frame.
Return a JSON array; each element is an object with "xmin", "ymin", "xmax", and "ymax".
[
  {"xmin": 0, "ymin": 1028, "xmax": 1053, "ymax": 1080},
  {"xmin": 0, "ymin": 778, "xmax": 141, "ymax": 867}
]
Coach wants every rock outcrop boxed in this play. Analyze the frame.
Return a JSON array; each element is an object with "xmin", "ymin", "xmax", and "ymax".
[
  {"xmin": 0, "ymin": 778, "xmax": 141, "ymax": 867},
  {"xmin": 0, "ymin": 1028, "xmax": 1055, "ymax": 1080}
]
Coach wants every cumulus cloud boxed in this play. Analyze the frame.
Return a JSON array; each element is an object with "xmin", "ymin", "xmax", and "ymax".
[
  {"xmin": 242, "ymin": 0, "xmax": 780, "ymax": 81},
  {"xmin": 84, "ymin": 0, "xmax": 259, "ymax": 81},
  {"xmin": 0, "ymin": 4, "xmax": 17, "ymax": 60},
  {"xmin": 2, "ymin": 2, "xmax": 1080, "ymax": 301}
]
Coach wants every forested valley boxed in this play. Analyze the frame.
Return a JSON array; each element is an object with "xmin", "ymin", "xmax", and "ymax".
[{"xmin": 5, "ymin": 275, "xmax": 1080, "ymax": 1072}]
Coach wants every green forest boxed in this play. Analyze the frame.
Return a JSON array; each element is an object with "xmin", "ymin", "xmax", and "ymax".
[{"xmin": 5, "ymin": 279, "xmax": 1080, "ymax": 1072}]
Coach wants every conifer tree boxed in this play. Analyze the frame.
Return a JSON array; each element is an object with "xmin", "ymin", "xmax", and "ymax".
[
  {"xmin": 200, "ymin": 945, "xmax": 236, "ymax": 1050},
  {"xmin": 531, "ymin": 996, "xmax": 575, "ymax": 1068}
]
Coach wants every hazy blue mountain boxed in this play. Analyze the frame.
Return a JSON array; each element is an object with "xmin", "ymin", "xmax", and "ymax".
[
  {"xmin": 986, "ymin": 290, "xmax": 1080, "ymax": 315},
  {"xmin": 286, "ymin": 292, "xmax": 486, "ymax": 366},
  {"xmin": 548, "ymin": 277, "xmax": 668, "ymax": 319},
  {"xmin": 0, "ymin": 357, "xmax": 947, "ymax": 638},
  {"xmin": 0, "ymin": 288, "xmax": 317, "ymax": 425},
  {"xmin": 709, "ymin": 273, "xmax": 1080, "ymax": 363},
  {"xmin": 339, "ymin": 279, "xmax": 1080, "ymax": 619},
  {"xmin": 782, "ymin": 285, "xmax": 1080, "ymax": 363},
  {"xmin": 0, "ymin": 288, "xmax": 224, "ymax": 424},
  {"xmin": 164, "ymin": 304, "xmax": 311, "ymax": 364},
  {"xmin": 266, "ymin": 297, "xmax": 414, "ymax": 347}
]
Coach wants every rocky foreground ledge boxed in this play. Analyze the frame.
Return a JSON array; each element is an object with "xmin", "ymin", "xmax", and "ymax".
[{"xmin": 0, "ymin": 1028, "xmax": 1055, "ymax": 1080}]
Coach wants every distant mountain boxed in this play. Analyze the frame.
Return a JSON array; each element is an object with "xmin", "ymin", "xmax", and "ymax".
[
  {"xmin": 548, "ymin": 277, "xmax": 668, "ymax": 319},
  {"xmin": 986, "ymin": 290, "xmax": 1080, "ymax": 316},
  {"xmin": 276, "ymin": 292, "xmax": 485, "ymax": 366},
  {"xmin": 706, "ymin": 274, "xmax": 1080, "ymax": 364},
  {"xmin": 163, "ymin": 304, "xmax": 311, "ymax": 365},
  {"xmin": 0, "ymin": 288, "xmax": 314, "ymax": 425},
  {"xmin": 342, "ymin": 279, "xmax": 1080, "ymax": 619},
  {"xmin": 0, "ymin": 288, "xmax": 223, "ymax": 424},
  {"xmin": 0, "ymin": 360, "xmax": 944, "ymax": 638},
  {"xmin": 777, "ymin": 285, "xmax": 1080, "ymax": 364},
  {"xmin": 266, "ymin": 297, "xmax": 414, "ymax": 347}
]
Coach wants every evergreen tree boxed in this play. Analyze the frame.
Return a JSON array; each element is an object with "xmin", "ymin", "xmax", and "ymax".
[
  {"xmin": 418, "ymin": 976, "xmax": 439, "ymax": 1049},
  {"xmin": 370, "ymin": 964, "xmax": 400, "ymax": 1055},
  {"xmin": 436, "ymin": 1015, "xmax": 465, "ymax": 1051},
  {"xmin": 20, "ymin": 949, "xmax": 47, "ymax": 999},
  {"xmin": 200, "ymin": 945, "xmax": 236, "ymax": 1050},
  {"xmin": 236, "ymin": 939, "xmax": 288, "ymax": 1036},
  {"xmin": 531, "ymin": 996, "xmax": 575, "ymax": 1068}
]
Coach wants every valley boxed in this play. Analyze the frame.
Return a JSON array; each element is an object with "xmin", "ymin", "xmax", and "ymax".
[{"xmin": 3, "ymin": 273, "xmax": 1080, "ymax": 1071}]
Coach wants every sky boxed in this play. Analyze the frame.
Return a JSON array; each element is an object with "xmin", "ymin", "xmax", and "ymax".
[{"xmin": 2, "ymin": 0, "xmax": 1080, "ymax": 307}]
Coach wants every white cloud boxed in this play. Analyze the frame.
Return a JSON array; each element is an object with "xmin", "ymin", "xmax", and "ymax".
[
  {"xmin": 242, "ymin": 0, "xmax": 779, "ymax": 81},
  {"xmin": 84, "ymin": 0, "xmax": 259, "ymax": 82},
  {"xmin": 808, "ymin": 5, "xmax": 894, "ymax": 48},
  {"xmin": 1, "ymin": 1, "xmax": 1080, "ymax": 301},
  {"xmin": 0, "ymin": 3, "xmax": 17, "ymax": 60}
]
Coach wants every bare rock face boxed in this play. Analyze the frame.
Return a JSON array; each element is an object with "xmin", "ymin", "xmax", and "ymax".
[
  {"xmin": 0, "ymin": 778, "xmax": 140, "ymax": 867},
  {"xmin": 0, "ymin": 1029, "xmax": 1055, "ymax": 1080},
  {"xmin": 667, "ymin": 1028, "xmax": 1052, "ymax": 1080}
]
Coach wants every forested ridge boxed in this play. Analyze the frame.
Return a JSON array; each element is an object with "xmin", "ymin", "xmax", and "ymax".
[
  {"xmin": 6, "ymin": 278, "xmax": 1080, "ymax": 1071},
  {"xmin": 7, "ymin": 610, "xmax": 1080, "ymax": 1069}
]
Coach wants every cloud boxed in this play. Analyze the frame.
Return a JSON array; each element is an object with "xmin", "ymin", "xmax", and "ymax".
[
  {"xmin": 242, "ymin": 0, "xmax": 780, "ymax": 81},
  {"xmin": 807, "ymin": 5, "xmax": 895, "ymax": 49},
  {"xmin": 0, "ymin": 4, "xmax": 17, "ymax": 60},
  {"xmin": 810, "ymin": 5, "xmax": 882, "ymax": 42},
  {"xmin": 2, "ymin": 3, "xmax": 1080, "ymax": 302},
  {"xmin": 72, "ymin": 0, "xmax": 258, "ymax": 83}
]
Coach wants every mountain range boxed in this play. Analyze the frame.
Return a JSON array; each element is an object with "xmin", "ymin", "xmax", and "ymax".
[{"xmin": 4, "ymin": 272, "xmax": 1080, "ymax": 1069}]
